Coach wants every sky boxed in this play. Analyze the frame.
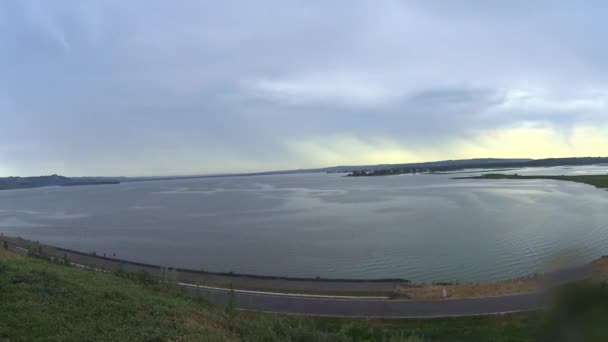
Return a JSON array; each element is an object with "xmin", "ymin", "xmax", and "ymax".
[{"xmin": 2, "ymin": 0, "xmax": 608, "ymax": 176}]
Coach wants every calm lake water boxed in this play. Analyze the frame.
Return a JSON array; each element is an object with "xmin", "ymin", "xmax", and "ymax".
[{"xmin": 2, "ymin": 165, "xmax": 608, "ymax": 283}]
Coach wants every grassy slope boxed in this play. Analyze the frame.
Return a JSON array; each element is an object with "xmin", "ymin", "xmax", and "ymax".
[
  {"xmin": 0, "ymin": 248, "xmax": 236, "ymax": 341},
  {"xmin": 0, "ymin": 248, "xmax": 547, "ymax": 341},
  {"xmin": 459, "ymin": 174, "xmax": 608, "ymax": 189}
]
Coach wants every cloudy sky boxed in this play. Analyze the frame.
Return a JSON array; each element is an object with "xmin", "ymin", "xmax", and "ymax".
[{"xmin": 2, "ymin": 1, "xmax": 608, "ymax": 176}]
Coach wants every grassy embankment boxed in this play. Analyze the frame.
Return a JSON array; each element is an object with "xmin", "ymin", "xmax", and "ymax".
[
  {"xmin": 4, "ymin": 245, "xmax": 608, "ymax": 340},
  {"xmin": 457, "ymin": 174, "xmax": 608, "ymax": 189},
  {"xmin": 0, "ymin": 247, "xmax": 551, "ymax": 341},
  {"xmin": 0, "ymin": 236, "xmax": 549, "ymax": 300}
]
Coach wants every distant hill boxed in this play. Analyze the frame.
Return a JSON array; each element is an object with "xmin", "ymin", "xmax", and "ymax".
[
  {"xmin": 345, "ymin": 157, "xmax": 608, "ymax": 177},
  {"xmin": 324, "ymin": 158, "xmax": 532, "ymax": 173},
  {"xmin": 0, "ymin": 174, "xmax": 120, "ymax": 191},
  {"xmin": 3, "ymin": 157, "xmax": 608, "ymax": 190}
]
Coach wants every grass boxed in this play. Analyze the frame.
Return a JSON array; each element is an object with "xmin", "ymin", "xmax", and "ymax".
[
  {"xmin": 457, "ymin": 173, "xmax": 608, "ymax": 189},
  {"xmin": 2, "ymin": 247, "xmax": 608, "ymax": 341},
  {"xmin": 0, "ymin": 248, "xmax": 234, "ymax": 341}
]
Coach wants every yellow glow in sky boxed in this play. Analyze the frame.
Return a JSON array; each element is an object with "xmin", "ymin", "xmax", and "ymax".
[{"xmin": 287, "ymin": 125, "xmax": 608, "ymax": 168}]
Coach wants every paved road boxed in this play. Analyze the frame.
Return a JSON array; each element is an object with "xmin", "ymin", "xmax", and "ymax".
[
  {"xmin": 4, "ymin": 241, "xmax": 590, "ymax": 318},
  {"xmin": 185, "ymin": 264, "xmax": 590, "ymax": 318},
  {"xmin": 182, "ymin": 283, "xmax": 548, "ymax": 318}
]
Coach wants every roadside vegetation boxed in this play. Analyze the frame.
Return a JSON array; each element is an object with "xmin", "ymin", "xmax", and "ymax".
[
  {"xmin": 2, "ymin": 247, "xmax": 608, "ymax": 341},
  {"xmin": 0, "ymin": 247, "xmax": 537, "ymax": 341},
  {"xmin": 457, "ymin": 174, "xmax": 608, "ymax": 189}
]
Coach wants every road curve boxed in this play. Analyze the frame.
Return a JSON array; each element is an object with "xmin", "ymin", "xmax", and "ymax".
[
  {"xmin": 181, "ymin": 264, "xmax": 589, "ymax": 318},
  {"xmin": 3, "ymin": 240, "xmax": 590, "ymax": 318},
  {"xmin": 182, "ymin": 283, "xmax": 547, "ymax": 318}
]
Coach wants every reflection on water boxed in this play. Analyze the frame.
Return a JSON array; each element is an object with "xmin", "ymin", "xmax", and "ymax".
[{"xmin": 0, "ymin": 165, "xmax": 607, "ymax": 283}]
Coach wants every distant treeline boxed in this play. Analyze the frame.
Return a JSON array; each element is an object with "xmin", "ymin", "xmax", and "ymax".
[
  {"xmin": 0, "ymin": 174, "xmax": 120, "ymax": 191},
  {"xmin": 346, "ymin": 157, "xmax": 608, "ymax": 177}
]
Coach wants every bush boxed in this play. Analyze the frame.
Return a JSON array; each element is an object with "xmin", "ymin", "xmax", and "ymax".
[
  {"xmin": 114, "ymin": 262, "xmax": 127, "ymax": 277},
  {"xmin": 543, "ymin": 283, "xmax": 608, "ymax": 341},
  {"xmin": 132, "ymin": 270, "xmax": 156, "ymax": 285},
  {"xmin": 112, "ymin": 264, "xmax": 155, "ymax": 286}
]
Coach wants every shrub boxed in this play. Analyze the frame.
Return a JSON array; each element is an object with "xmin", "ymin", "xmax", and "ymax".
[{"xmin": 132, "ymin": 270, "xmax": 156, "ymax": 285}]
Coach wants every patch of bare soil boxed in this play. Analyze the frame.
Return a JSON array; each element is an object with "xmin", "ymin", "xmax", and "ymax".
[{"xmin": 395, "ymin": 275, "xmax": 540, "ymax": 300}]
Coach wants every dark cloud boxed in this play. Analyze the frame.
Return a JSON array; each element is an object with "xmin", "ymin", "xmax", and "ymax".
[{"xmin": 1, "ymin": 0, "xmax": 608, "ymax": 176}]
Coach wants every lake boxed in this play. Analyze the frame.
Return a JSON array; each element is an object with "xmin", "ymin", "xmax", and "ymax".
[{"xmin": 1, "ymin": 165, "xmax": 608, "ymax": 283}]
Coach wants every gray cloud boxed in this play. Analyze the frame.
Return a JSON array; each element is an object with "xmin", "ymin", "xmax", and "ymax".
[{"xmin": 1, "ymin": 0, "xmax": 608, "ymax": 176}]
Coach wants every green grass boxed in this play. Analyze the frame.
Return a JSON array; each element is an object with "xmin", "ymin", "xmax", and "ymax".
[
  {"xmin": 0, "ymin": 249, "xmax": 234, "ymax": 341},
  {"xmin": 457, "ymin": 173, "xmax": 608, "ymax": 189},
  {"xmin": 1, "ymin": 248, "xmax": 607, "ymax": 341}
]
